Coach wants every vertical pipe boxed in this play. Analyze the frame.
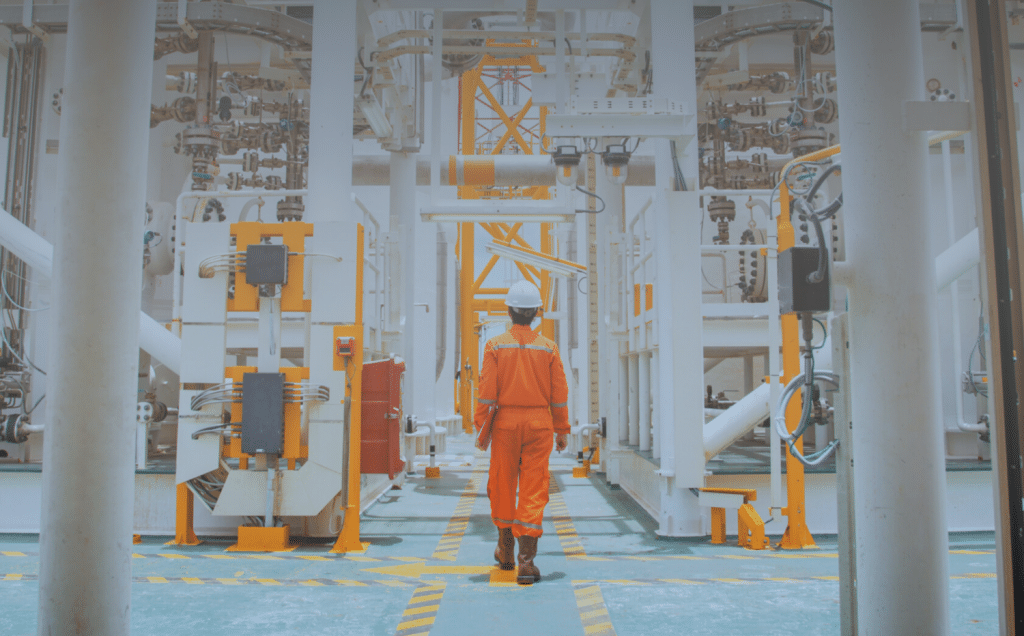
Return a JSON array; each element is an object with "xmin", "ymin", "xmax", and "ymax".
[
  {"xmin": 307, "ymin": 0, "xmax": 355, "ymax": 226},
  {"xmin": 833, "ymin": 1, "xmax": 950, "ymax": 632},
  {"xmin": 429, "ymin": 9, "xmax": 443, "ymax": 204},
  {"xmin": 618, "ymin": 353, "xmax": 629, "ymax": 444},
  {"xmin": 36, "ymin": 1, "xmax": 157, "ymax": 633},
  {"xmin": 638, "ymin": 351, "xmax": 651, "ymax": 451},
  {"xmin": 392, "ymin": 152, "xmax": 417, "ymax": 414},
  {"xmin": 628, "ymin": 353, "xmax": 639, "ymax": 446},
  {"xmin": 650, "ymin": 349, "xmax": 660, "ymax": 460}
]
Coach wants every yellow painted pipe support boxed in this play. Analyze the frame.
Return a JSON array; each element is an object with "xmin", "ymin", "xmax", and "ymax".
[
  {"xmin": 776, "ymin": 144, "xmax": 840, "ymax": 550},
  {"xmin": 332, "ymin": 224, "xmax": 371, "ymax": 554}
]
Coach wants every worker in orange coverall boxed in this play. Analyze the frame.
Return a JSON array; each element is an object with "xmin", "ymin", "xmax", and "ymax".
[{"xmin": 475, "ymin": 280, "xmax": 569, "ymax": 585}]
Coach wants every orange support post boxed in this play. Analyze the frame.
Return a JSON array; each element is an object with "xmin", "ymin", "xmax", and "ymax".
[
  {"xmin": 167, "ymin": 482, "xmax": 201, "ymax": 546},
  {"xmin": 332, "ymin": 225, "xmax": 371, "ymax": 554}
]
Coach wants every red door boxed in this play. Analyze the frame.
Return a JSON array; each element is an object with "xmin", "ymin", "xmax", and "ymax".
[{"xmin": 361, "ymin": 357, "xmax": 405, "ymax": 479}]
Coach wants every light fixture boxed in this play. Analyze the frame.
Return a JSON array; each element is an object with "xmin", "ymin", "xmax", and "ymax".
[
  {"xmin": 601, "ymin": 143, "xmax": 631, "ymax": 185},
  {"xmin": 485, "ymin": 240, "xmax": 586, "ymax": 278},
  {"xmin": 552, "ymin": 144, "xmax": 582, "ymax": 186},
  {"xmin": 421, "ymin": 201, "xmax": 575, "ymax": 224},
  {"xmin": 356, "ymin": 95, "xmax": 393, "ymax": 138}
]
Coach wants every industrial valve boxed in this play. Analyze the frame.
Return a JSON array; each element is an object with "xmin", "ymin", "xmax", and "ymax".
[{"xmin": 708, "ymin": 197, "xmax": 736, "ymax": 244}]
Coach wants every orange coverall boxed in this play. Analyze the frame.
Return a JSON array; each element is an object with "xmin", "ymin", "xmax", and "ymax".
[{"xmin": 475, "ymin": 324, "xmax": 569, "ymax": 538}]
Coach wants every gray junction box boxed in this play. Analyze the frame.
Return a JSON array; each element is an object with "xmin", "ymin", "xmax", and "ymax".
[
  {"xmin": 244, "ymin": 244, "xmax": 289, "ymax": 285},
  {"xmin": 778, "ymin": 246, "xmax": 831, "ymax": 315},
  {"xmin": 240, "ymin": 372, "xmax": 285, "ymax": 455}
]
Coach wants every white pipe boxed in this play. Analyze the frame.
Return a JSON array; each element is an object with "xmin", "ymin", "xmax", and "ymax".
[
  {"xmin": 833, "ymin": 1, "xmax": 950, "ymax": 631},
  {"xmin": 939, "ymin": 141, "xmax": 987, "ymax": 434},
  {"xmin": 638, "ymin": 352, "xmax": 651, "ymax": 451},
  {"xmin": 627, "ymin": 354, "xmax": 639, "ymax": 446},
  {"xmin": 0, "ymin": 197, "xmax": 180, "ymax": 375},
  {"xmin": 935, "ymin": 227, "xmax": 980, "ymax": 291},
  {"xmin": 21, "ymin": 421, "xmax": 45, "ymax": 434},
  {"xmin": 0, "ymin": 206, "xmax": 53, "ymax": 275},
  {"xmin": 702, "ymin": 383, "xmax": 771, "ymax": 461},
  {"xmin": 37, "ymin": 1, "xmax": 157, "ymax": 633}
]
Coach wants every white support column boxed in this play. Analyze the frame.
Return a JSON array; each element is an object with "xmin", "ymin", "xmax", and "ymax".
[
  {"xmin": 307, "ymin": 0, "xmax": 355, "ymax": 226},
  {"xmin": 36, "ymin": 1, "xmax": 157, "ymax": 634},
  {"xmin": 391, "ymin": 152, "xmax": 418, "ymax": 413},
  {"xmin": 650, "ymin": 0, "xmax": 703, "ymax": 537},
  {"xmin": 307, "ymin": 0, "xmax": 359, "ymax": 331},
  {"xmin": 833, "ymin": 1, "xmax": 950, "ymax": 633}
]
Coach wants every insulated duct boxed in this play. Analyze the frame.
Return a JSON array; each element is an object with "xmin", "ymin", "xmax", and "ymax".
[{"xmin": 436, "ymin": 227, "xmax": 447, "ymax": 381}]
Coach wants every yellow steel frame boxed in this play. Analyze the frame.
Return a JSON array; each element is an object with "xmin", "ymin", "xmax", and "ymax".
[
  {"xmin": 455, "ymin": 44, "xmax": 562, "ymax": 431},
  {"xmin": 776, "ymin": 144, "xmax": 841, "ymax": 550}
]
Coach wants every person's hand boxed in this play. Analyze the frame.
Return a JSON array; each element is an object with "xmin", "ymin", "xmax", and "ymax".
[{"xmin": 555, "ymin": 433, "xmax": 568, "ymax": 452}]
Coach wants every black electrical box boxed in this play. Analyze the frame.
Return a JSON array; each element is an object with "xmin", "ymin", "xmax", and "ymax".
[
  {"xmin": 240, "ymin": 372, "xmax": 285, "ymax": 455},
  {"xmin": 778, "ymin": 246, "xmax": 831, "ymax": 315},
  {"xmin": 244, "ymin": 244, "xmax": 289, "ymax": 285}
]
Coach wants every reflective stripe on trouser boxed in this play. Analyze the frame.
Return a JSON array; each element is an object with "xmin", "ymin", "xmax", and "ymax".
[{"xmin": 487, "ymin": 407, "xmax": 553, "ymax": 538}]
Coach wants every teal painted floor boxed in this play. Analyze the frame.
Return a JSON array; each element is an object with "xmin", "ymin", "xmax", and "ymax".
[{"xmin": 0, "ymin": 436, "xmax": 1000, "ymax": 635}]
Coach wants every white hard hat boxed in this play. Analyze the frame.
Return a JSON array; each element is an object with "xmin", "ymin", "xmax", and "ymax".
[{"xmin": 505, "ymin": 280, "xmax": 543, "ymax": 309}]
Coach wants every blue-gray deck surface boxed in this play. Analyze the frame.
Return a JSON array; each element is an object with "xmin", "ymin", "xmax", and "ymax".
[{"xmin": 0, "ymin": 437, "xmax": 999, "ymax": 635}]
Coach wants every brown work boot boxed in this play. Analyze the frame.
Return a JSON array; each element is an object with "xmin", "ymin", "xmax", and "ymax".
[
  {"xmin": 516, "ymin": 535, "xmax": 541, "ymax": 584},
  {"xmin": 494, "ymin": 527, "xmax": 515, "ymax": 570}
]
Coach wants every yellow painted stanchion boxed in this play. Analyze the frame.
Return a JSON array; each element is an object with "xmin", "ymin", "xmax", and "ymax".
[
  {"xmin": 777, "ymin": 144, "xmax": 840, "ymax": 550},
  {"xmin": 167, "ymin": 482, "xmax": 201, "ymax": 546},
  {"xmin": 333, "ymin": 224, "xmax": 371, "ymax": 554}
]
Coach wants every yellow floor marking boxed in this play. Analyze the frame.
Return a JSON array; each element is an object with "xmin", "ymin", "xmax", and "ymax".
[
  {"xmin": 363, "ymin": 561, "xmax": 494, "ymax": 578},
  {"xmin": 766, "ymin": 577, "xmax": 800, "ymax": 582},
  {"xmin": 297, "ymin": 556, "xmax": 330, "ymax": 561},
  {"xmin": 3, "ymin": 574, "xmax": 23, "ymax": 580},
  {"xmin": 334, "ymin": 580, "xmax": 369, "ymax": 586},
  {"xmin": 301, "ymin": 580, "xmax": 325, "ymax": 586},
  {"xmin": 202, "ymin": 555, "xmax": 235, "ymax": 560},
  {"xmin": 346, "ymin": 556, "xmax": 380, "ymax": 562},
  {"xmin": 1, "ymin": 551, "xmax": 25, "ymax": 557},
  {"xmin": 395, "ymin": 617, "xmax": 435, "ymax": 631},
  {"xmin": 710, "ymin": 578, "xmax": 751, "ymax": 584},
  {"xmin": 656, "ymin": 579, "xmax": 706, "ymax": 585},
  {"xmin": 181, "ymin": 577, "xmax": 203, "ymax": 585},
  {"xmin": 393, "ymin": 556, "xmax": 427, "ymax": 562},
  {"xmin": 158, "ymin": 554, "xmax": 189, "ymax": 559},
  {"xmin": 951, "ymin": 550, "xmax": 995, "ymax": 555},
  {"xmin": 410, "ymin": 592, "xmax": 445, "ymax": 603},
  {"xmin": 666, "ymin": 556, "xmax": 708, "ymax": 560},
  {"xmin": 378, "ymin": 580, "xmax": 415, "ymax": 587},
  {"xmin": 488, "ymin": 569, "xmax": 518, "ymax": 587},
  {"xmin": 147, "ymin": 576, "xmax": 168, "ymax": 583},
  {"xmin": 581, "ymin": 608, "xmax": 610, "ymax": 621},
  {"xmin": 256, "ymin": 578, "xmax": 281, "ymax": 585},
  {"xmin": 216, "ymin": 578, "xmax": 241, "ymax": 585},
  {"xmin": 251, "ymin": 555, "xmax": 284, "ymax": 561},
  {"xmin": 576, "ymin": 596, "xmax": 605, "ymax": 608},
  {"xmin": 403, "ymin": 604, "xmax": 440, "ymax": 617},
  {"xmin": 812, "ymin": 576, "xmax": 840, "ymax": 581},
  {"xmin": 720, "ymin": 555, "xmax": 755, "ymax": 560},
  {"xmin": 953, "ymin": 573, "xmax": 996, "ymax": 579},
  {"xmin": 131, "ymin": 554, "xmax": 145, "ymax": 559},
  {"xmin": 603, "ymin": 579, "xmax": 648, "ymax": 585}
]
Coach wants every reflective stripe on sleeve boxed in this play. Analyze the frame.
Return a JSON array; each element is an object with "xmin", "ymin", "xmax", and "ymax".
[
  {"xmin": 493, "ymin": 517, "xmax": 516, "ymax": 526},
  {"xmin": 477, "ymin": 398, "xmax": 497, "ymax": 405},
  {"xmin": 551, "ymin": 402, "xmax": 567, "ymax": 408},
  {"xmin": 513, "ymin": 519, "xmax": 544, "ymax": 530}
]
